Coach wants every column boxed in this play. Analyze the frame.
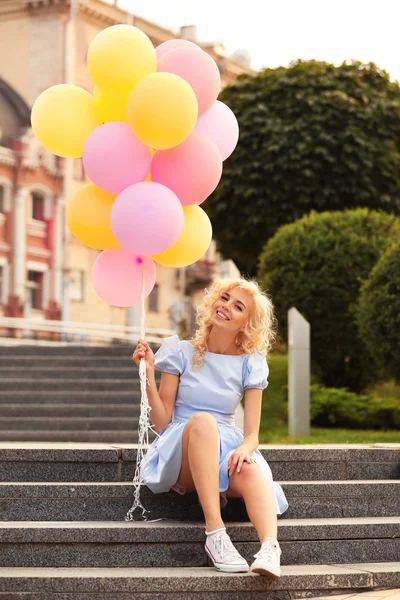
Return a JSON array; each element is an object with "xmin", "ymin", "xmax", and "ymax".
[
  {"xmin": 288, "ymin": 307, "xmax": 311, "ymax": 437},
  {"xmin": 53, "ymin": 196, "xmax": 63, "ymax": 304},
  {"xmin": 13, "ymin": 186, "xmax": 28, "ymax": 300}
]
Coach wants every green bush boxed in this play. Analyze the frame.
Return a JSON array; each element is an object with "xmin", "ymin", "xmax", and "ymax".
[
  {"xmin": 258, "ymin": 208, "xmax": 400, "ymax": 392},
  {"xmin": 356, "ymin": 242, "xmax": 400, "ymax": 383},
  {"xmin": 310, "ymin": 384, "xmax": 400, "ymax": 430}
]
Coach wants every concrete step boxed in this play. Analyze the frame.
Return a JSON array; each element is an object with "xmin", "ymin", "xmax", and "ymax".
[
  {"xmin": 0, "ymin": 356, "xmax": 136, "ymax": 368},
  {"xmin": 0, "ymin": 367, "xmax": 140, "ymax": 380},
  {"xmin": 0, "ymin": 404, "xmax": 140, "ymax": 418},
  {"xmin": 121, "ymin": 444, "xmax": 400, "ymax": 482},
  {"xmin": 0, "ymin": 345, "xmax": 141, "ymax": 356},
  {"xmin": 0, "ymin": 391, "xmax": 141, "ymax": 404},
  {"xmin": 0, "ymin": 518, "xmax": 398, "ymax": 568},
  {"xmin": 0, "ymin": 480, "xmax": 398, "ymax": 521},
  {"xmin": 0, "ymin": 563, "xmax": 398, "ymax": 598},
  {"xmin": 0, "ymin": 444, "xmax": 398, "ymax": 482},
  {"xmin": 0, "ymin": 379, "xmax": 136, "ymax": 391},
  {"xmin": 0, "ymin": 417, "xmax": 139, "ymax": 431},
  {"xmin": 0, "ymin": 431, "xmax": 139, "ymax": 443}
]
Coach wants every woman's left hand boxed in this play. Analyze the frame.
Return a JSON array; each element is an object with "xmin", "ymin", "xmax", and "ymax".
[{"xmin": 228, "ymin": 447, "xmax": 254, "ymax": 476}]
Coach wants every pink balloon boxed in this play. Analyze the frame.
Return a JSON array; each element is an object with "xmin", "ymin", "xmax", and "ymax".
[
  {"xmin": 155, "ymin": 39, "xmax": 199, "ymax": 60},
  {"xmin": 195, "ymin": 100, "xmax": 239, "ymax": 161},
  {"xmin": 158, "ymin": 46, "xmax": 221, "ymax": 115},
  {"xmin": 83, "ymin": 123, "xmax": 151, "ymax": 194},
  {"xmin": 151, "ymin": 133, "xmax": 222, "ymax": 206},
  {"xmin": 92, "ymin": 249, "xmax": 156, "ymax": 307},
  {"xmin": 110, "ymin": 181, "xmax": 184, "ymax": 255}
]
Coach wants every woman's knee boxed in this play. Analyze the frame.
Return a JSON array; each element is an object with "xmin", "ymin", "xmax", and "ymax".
[
  {"xmin": 187, "ymin": 411, "xmax": 218, "ymax": 438},
  {"xmin": 230, "ymin": 461, "xmax": 260, "ymax": 487}
]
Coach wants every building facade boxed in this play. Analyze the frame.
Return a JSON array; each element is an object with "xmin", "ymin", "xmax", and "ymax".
[{"xmin": 0, "ymin": 0, "xmax": 248, "ymax": 338}]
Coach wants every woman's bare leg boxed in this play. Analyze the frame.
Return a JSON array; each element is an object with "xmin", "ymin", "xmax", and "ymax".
[
  {"xmin": 227, "ymin": 462, "xmax": 278, "ymax": 541},
  {"xmin": 175, "ymin": 412, "xmax": 224, "ymax": 532}
]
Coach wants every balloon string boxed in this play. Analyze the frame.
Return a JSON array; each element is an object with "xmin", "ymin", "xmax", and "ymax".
[{"xmin": 125, "ymin": 265, "xmax": 158, "ymax": 521}]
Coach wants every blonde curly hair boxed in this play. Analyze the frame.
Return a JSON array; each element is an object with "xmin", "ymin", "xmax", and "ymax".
[{"xmin": 191, "ymin": 277, "xmax": 277, "ymax": 368}]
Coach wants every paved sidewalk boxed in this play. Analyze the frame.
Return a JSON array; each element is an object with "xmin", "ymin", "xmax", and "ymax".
[{"xmin": 315, "ymin": 589, "xmax": 400, "ymax": 599}]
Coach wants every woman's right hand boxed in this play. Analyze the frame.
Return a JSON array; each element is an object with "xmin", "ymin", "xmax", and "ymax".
[{"xmin": 132, "ymin": 339, "xmax": 155, "ymax": 372}]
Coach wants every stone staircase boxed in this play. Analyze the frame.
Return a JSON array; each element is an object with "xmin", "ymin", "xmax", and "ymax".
[
  {"xmin": 0, "ymin": 443, "xmax": 398, "ymax": 597},
  {"xmin": 0, "ymin": 344, "xmax": 145, "ymax": 443}
]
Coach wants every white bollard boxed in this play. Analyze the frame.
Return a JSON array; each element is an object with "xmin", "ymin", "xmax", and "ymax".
[{"xmin": 288, "ymin": 307, "xmax": 310, "ymax": 437}]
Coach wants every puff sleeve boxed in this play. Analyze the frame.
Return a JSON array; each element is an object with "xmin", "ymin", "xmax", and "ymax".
[
  {"xmin": 154, "ymin": 335, "xmax": 184, "ymax": 376},
  {"xmin": 243, "ymin": 352, "xmax": 269, "ymax": 391}
]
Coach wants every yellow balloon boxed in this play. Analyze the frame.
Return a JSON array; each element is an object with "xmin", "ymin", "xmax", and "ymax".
[
  {"xmin": 31, "ymin": 85, "xmax": 100, "ymax": 158},
  {"xmin": 93, "ymin": 87, "xmax": 129, "ymax": 123},
  {"xmin": 88, "ymin": 25, "xmax": 157, "ymax": 95},
  {"xmin": 153, "ymin": 205, "xmax": 212, "ymax": 267},
  {"xmin": 127, "ymin": 73, "xmax": 198, "ymax": 150},
  {"xmin": 66, "ymin": 184, "xmax": 119, "ymax": 250}
]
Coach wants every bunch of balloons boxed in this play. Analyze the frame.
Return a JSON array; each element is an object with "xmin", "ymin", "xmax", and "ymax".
[{"xmin": 31, "ymin": 25, "xmax": 239, "ymax": 307}]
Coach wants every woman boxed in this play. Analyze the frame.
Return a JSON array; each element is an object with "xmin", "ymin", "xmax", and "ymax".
[{"xmin": 132, "ymin": 277, "xmax": 288, "ymax": 577}]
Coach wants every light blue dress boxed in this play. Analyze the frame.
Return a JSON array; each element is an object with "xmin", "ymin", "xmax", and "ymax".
[{"xmin": 142, "ymin": 335, "xmax": 288, "ymax": 516}]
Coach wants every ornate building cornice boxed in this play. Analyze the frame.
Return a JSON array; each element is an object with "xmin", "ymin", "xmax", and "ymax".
[
  {"xmin": 0, "ymin": 147, "xmax": 16, "ymax": 167},
  {"xmin": 0, "ymin": 0, "xmax": 253, "ymax": 79},
  {"xmin": 27, "ymin": 246, "xmax": 52, "ymax": 258}
]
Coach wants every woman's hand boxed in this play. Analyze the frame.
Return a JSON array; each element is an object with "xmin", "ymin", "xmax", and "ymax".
[
  {"xmin": 228, "ymin": 446, "xmax": 255, "ymax": 476},
  {"xmin": 132, "ymin": 339, "xmax": 155, "ymax": 372}
]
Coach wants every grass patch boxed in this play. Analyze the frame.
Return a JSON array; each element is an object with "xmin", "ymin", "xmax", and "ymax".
[
  {"xmin": 258, "ymin": 355, "xmax": 400, "ymax": 444},
  {"xmin": 259, "ymin": 425, "xmax": 400, "ymax": 444}
]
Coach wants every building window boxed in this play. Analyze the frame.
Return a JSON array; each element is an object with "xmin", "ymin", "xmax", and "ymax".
[
  {"xmin": 27, "ymin": 270, "xmax": 43, "ymax": 310},
  {"xmin": 148, "ymin": 283, "xmax": 159, "ymax": 313},
  {"xmin": 0, "ymin": 187, "xmax": 4, "ymax": 213},
  {"xmin": 31, "ymin": 192, "xmax": 45, "ymax": 221}
]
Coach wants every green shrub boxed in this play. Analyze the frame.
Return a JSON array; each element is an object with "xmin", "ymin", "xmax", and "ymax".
[
  {"xmin": 258, "ymin": 208, "xmax": 400, "ymax": 392},
  {"xmin": 310, "ymin": 384, "xmax": 400, "ymax": 430},
  {"xmin": 356, "ymin": 242, "xmax": 400, "ymax": 383}
]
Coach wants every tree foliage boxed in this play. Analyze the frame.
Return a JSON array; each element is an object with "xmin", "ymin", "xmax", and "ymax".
[
  {"xmin": 205, "ymin": 60, "xmax": 400, "ymax": 275},
  {"xmin": 258, "ymin": 209, "xmax": 400, "ymax": 392},
  {"xmin": 356, "ymin": 242, "xmax": 400, "ymax": 383}
]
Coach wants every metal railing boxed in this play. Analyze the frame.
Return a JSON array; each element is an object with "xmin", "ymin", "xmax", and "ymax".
[{"xmin": 0, "ymin": 317, "xmax": 176, "ymax": 346}]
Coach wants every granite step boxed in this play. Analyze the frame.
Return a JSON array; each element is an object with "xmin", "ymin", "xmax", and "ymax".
[
  {"xmin": 0, "ymin": 480, "xmax": 397, "ymax": 521},
  {"xmin": 0, "ymin": 417, "xmax": 139, "ymax": 432},
  {"xmin": 0, "ymin": 391, "xmax": 141, "ymax": 404},
  {"xmin": 0, "ymin": 356, "xmax": 136, "ymax": 368},
  {"xmin": 121, "ymin": 445, "xmax": 400, "ymax": 482},
  {"xmin": 0, "ymin": 346, "xmax": 140, "ymax": 357},
  {"xmin": 0, "ymin": 404, "xmax": 140, "ymax": 418},
  {"xmin": 0, "ymin": 367, "xmax": 140, "ymax": 380},
  {"xmin": 0, "ymin": 431, "xmax": 139, "ymax": 443},
  {"xmin": 0, "ymin": 563, "xmax": 398, "ymax": 599},
  {"xmin": 0, "ymin": 444, "xmax": 398, "ymax": 482},
  {"xmin": 0, "ymin": 379, "xmax": 136, "ymax": 391},
  {"xmin": 0, "ymin": 518, "xmax": 398, "ymax": 567}
]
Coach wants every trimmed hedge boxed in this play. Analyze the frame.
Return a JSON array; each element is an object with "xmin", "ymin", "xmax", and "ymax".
[
  {"xmin": 356, "ymin": 242, "xmax": 400, "ymax": 383},
  {"xmin": 258, "ymin": 208, "xmax": 400, "ymax": 392},
  {"xmin": 310, "ymin": 384, "xmax": 400, "ymax": 430}
]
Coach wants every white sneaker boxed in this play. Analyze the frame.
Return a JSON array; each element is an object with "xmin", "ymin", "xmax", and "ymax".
[
  {"xmin": 205, "ymin": 527, "xmax": 249, "ymax": 573},
  {"xmin": 250, "ymin": 537, "xmax": 281, "ymax": 578}
]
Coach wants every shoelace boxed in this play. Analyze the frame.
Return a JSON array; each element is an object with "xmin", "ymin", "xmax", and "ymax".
[
  {"xmin": 254, "ymin": 541, "xmax": 281, "ymax": 561},
  {"xmin": 213, "ymin": 531, "xmax": 242, "ymax": 561}
]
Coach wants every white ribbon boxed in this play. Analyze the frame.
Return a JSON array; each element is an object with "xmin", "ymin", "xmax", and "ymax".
[{"xmin": 125, "ymin": 265, "xmax": 158, "ymax": 521}]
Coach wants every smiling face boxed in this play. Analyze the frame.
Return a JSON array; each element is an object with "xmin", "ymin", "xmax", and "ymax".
[{"xmin": 210, "ymin": 286, "xmax": 251, "ymax": 334}]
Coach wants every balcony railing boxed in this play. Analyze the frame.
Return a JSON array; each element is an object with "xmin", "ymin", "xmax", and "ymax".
[{"xmin": 185, "ymin": 260, "xmax": 215, "ymax": 288}]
